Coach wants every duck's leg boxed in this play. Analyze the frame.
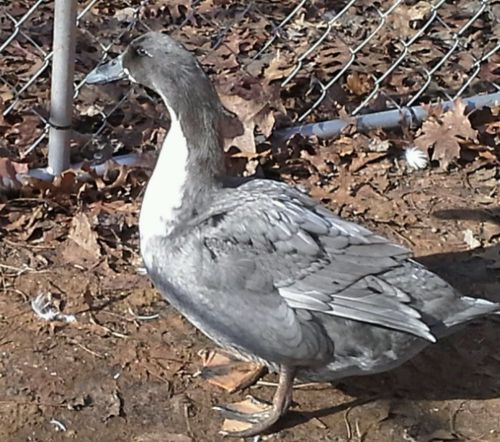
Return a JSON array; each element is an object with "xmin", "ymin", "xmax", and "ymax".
[{"xmin": 214, "ymin": 366, "xmax": 296, "ymax": 437}]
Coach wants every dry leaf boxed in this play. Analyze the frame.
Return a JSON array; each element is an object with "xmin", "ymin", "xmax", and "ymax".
[
  {"xmin": 263, "ymin": 54, "xmax": 295, "ymax": 81},
  {"xmin": 415, "ymin": 100, "xmax": 478, "ymax": 169},
  {"xmin": 390, "ymin": 1, "xmax": 433, "ymax": 38},
  {"xmin": 197, "ymin": 349, "xmax": 264, "ymax": 393},
  {"xmin": 218, "ymin": 89, "xmax": 275, "ymax": 152},
  {"xmin": 63, "ymin": 212, "xmax": 101, "ymax": 265},
  {"xmin": 0, "ymin": 157, "xmax": 28, "ymax": 191},
  {"xmin": 350, "ymin": 152, "xmax": 387, "ymax": 173},
  {"xmin": 345, "ymin": 72, "xmax": 374, "ymax": 96},
  {"xmin": 314, "ymin": 40, "xmax": 351, "ymax": 76}
]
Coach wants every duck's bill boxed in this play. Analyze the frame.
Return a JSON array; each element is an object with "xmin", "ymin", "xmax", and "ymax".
[{"xmin": 85, "ymin": 55, "xmax": 126, "ymax": 84}]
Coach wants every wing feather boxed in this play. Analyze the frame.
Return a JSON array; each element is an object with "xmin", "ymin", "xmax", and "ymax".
[{"xmin": 198, "ymin": 180, "xmax": 435, "ymax": 342}]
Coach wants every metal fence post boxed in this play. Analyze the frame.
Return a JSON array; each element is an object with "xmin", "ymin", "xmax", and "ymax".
[{"xmin": 47, "ymin": 0, "xmax": 77, "ymax": 176}]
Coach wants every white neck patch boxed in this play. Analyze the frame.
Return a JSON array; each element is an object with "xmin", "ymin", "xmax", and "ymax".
[{"xmin": 139, "ymin": 98, "xmax": 189, "ymax": 247}]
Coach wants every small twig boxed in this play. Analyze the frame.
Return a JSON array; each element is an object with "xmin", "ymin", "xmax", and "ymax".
[
  {"xmin": 355, "ymin": 418, "xmax": 362, "ymax": 439},
  {"xmin": 89, "ymin": 314, "xmax": 128, "ymax": 338},
  {"xmin": 0, "ymin": 263, "xmax": 33, "ymax": 272},
  {"xmin": 4, "ymin": 238, "xmax": 55, "ymax": 250},
  {"xmin": 386, "ymin": 224, "xmax": 416, "ymax": 247},
  {"xmin": 184, "ymin": 403, "xmax": 193, "ymax": 437},
  {"xmin": 449, "ymin": 400, "xmax": 467, "ymax": 439},
  {"xmin": 344, "ymin": 406, "xmax": 353, "ymax": 440},
  {"xmin": 0, "ymin": 263, "xmax": 49, "ymax": 277},
  {"xmin": 1, "ymin": 287, "xmax": 30, "ymax": 302},
  {"xmin": 99, "ymin": 310, "xmax": 135, "ymax": 322},
  {"xmin": 70, "ymin": 340, "xmax": 105, "ymax": 359},
  {"xmin": 127, "ymin": 306, "xmax": 160, "ymax": 321},
  {"xmin": 143, "ymin": 366, "xmax": 171, "ymax": 385}
]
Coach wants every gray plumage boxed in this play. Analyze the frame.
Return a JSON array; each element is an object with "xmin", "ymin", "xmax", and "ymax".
[
  {"xmin": 86, "ymin": 32, "xmax": 500, "ymax": 437},
  {"xmin": 146, "ymin": 179, "xmax": 497, "ymax": 378}
]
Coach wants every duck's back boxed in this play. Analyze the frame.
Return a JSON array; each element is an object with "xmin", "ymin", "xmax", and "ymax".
[{"xmin": 142, "ymin": 178, "xmax": 499, "ymax": 379}]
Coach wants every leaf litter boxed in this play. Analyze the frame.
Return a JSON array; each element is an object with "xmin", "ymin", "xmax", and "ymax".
[{"xmin": 0, "ymin": 1, "xmax": 499, "ymax": 441}]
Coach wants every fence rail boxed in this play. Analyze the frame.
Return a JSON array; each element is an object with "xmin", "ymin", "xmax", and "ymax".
[{"xmin": 0, "ymin": 0, "xmax": 498, "ymax": 167}]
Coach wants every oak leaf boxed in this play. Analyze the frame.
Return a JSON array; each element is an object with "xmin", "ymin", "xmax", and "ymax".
[{"xmin": 414, "ymin": 100, "xmax": 478, "ymax": 169}]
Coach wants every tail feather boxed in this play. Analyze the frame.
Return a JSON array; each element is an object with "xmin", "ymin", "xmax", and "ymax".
[{"xmin": 443, "ymin": 296, "xmax": 500, "ymax": 328}]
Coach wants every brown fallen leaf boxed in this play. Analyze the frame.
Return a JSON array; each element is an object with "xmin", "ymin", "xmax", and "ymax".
[
  {"xmin": 197, "ymin": 349, "xmax": 265, "ymax": 393},
  {"xmin": 9, "ymin": 115, "xmax": 43, "ymax": 150},
  {"xmin": 203, "ymin": 44, "xmax": 240, "ymax": 71},
  {"xmin": 390, "ymin": 1, "xmax": 433, "ymax": 38},
  {"xmin": 22, "ymin": 170, "xmax": 83, "ymax": 195},
  {"xmin": 314, "ymin": 40, "xmax": 351, "ymax": 76},
  {"xmin": 219, "ymin": 93, "xmax": 275, "ymax": 152},
  {"xmin": 345, "ymin": 72, "xmax": 374, "ymax": 96},
  {"xmin": 349, "ymin": 152, "xmax": 387, "ymax": 173},
  {"xmin": 263, "ymin": 53, "xmax": 295, "ymax": 81},
  {"xmin": 217, "ymin": 77, "xmax": 279, "ymax": 152},
  {"xmin": 415, "ymin": 99, "xmax": 478, "ymax": 169},
  {"xmin": 143, "ymin": 0, "xmax": 192, "ymax": 20},
  {"xmin": 62, "ymin": 212, "xmax": 101, "ymax": 266},
  {"xmin": 0, "ymin": 157, "xmax": 28, "ymax": 191}
]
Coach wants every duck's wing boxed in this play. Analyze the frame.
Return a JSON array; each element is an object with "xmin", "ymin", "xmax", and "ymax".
[{"xmin": 194, "ymin": 180, "xmax": 435, "ymax": 343}]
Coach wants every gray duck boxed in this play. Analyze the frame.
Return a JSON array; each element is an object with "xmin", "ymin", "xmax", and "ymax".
[{"xmin": 86, "ymin": 32, "xmax": 500, "ymax": 437}]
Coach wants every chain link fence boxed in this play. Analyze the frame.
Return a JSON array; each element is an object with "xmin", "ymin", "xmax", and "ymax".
[{"xmin": 0, "ymin": 0, "xmax": 498, "ymax": 164}]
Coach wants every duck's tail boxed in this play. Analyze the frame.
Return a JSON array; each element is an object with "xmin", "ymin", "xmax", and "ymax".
[{"xmin": 444, "ymin": 296, "xmax": 500, "ymax": 328}]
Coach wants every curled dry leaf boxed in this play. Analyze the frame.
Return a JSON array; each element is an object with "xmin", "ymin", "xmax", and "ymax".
[
  {"xmin": 140, "ymin": 0, "xmax": 192, "ymax": 21},
  {"xmin": 314, "ymin": 40, "xmax": 351, "ymax": 77},
  {"xmin": 345, "ymin": 72, "xmax": 374, "ymax": 96},
  {"xmin": 217, "ymin": 79, "xmax": 276, "ymax": 153}
]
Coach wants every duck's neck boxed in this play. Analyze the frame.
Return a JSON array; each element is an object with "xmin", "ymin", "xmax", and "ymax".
[{"xmin": 139, "ymin": 92, "xmax": 224, "ymax": 243}]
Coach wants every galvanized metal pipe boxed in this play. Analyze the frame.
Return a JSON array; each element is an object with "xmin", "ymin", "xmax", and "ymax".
[
  {"xmin": 273, "ymin": 92, "xmax": 500, "ymax": 140},
  {"xmin": 47, "ymin": 0, "xmax": 77, "ymax": 175}
]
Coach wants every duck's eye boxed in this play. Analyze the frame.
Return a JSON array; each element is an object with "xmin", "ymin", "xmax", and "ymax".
[{"xmin": 136, "ymin": 47, "xmax": 152, "ymax": 57}]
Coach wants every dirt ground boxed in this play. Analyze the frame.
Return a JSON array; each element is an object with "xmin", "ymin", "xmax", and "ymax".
[{"xmin": 0, "ymin": 162, "xmax": 499, "ymax": 442}]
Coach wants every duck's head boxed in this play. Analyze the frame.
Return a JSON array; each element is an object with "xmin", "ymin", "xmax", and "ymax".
[
  {"xmin": 86, "ymin": 32, "xmax": 220, "ymax": 113},
  {"xmin": 86, "ymin": 32, "xmax": 225, "ymax": 181}
]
